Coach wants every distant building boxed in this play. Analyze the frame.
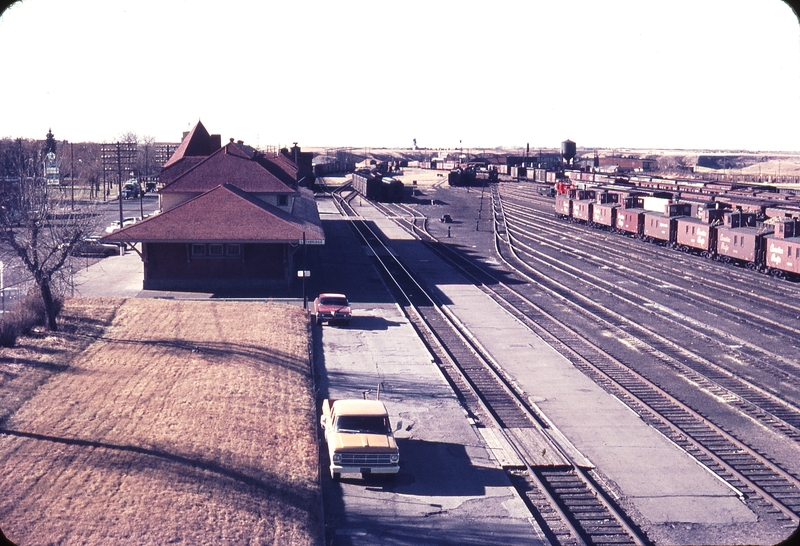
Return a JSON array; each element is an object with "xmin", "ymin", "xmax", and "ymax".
[
  {"xmin": 595, "ymin": 156, "xmax": 658, "ymax": 172},
  {"xmin": 103, "ymin": 121, "xmax": 324, "ymax": 292}
]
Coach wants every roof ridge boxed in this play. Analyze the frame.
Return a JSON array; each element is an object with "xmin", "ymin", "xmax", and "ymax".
[
  {"xmin": 101, "ymin": 184, "xmax": 324, "ymax": 243},
  {"xmin": 160, "ymin": 145, "xmax": 230, "ymax": 191},
  {"xmin": 163, "ymin": 120, "xmax": 211, "ymax": 168}
]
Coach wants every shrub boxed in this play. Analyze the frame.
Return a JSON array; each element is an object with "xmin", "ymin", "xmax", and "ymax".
[
  {"xmin": 0, "ymin": 289, "xmax": 65, "ymax": 346},
  {"xmin": 13, "ymin": 290, "xmax": 45, "ymax": 333},
  {"xmin": 0, "ymin": 316, "xmax": 19, "ymax": 347}
]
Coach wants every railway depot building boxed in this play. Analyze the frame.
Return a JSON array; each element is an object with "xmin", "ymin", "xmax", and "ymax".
[{"xmin": 103, "ymin": 122, "xmax": 324, "ymax": 292}]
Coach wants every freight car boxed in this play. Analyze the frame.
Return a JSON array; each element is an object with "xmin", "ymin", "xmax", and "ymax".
[
  {"xmin": 715, "ymin": 213, "xmax": 764, "ymax": 266},
  {"xmin": 763, "ymin": 217, "xmax": 800, "ymax": 276},
  {"xmin": 674, "ymin": 207, "xmax": 725, "ymax": 256},
  {"xmin": 382, "ymin": 177, "xmax": 405, "ymax": 203},
  {"xmin": 352, "ymin": 170, "xmax": 384, "ymax": 200},
  {"xmin": 351, "ymin": 170, "xmax": 405, "ymax": 203},
  {"xmin": 554, "ymin": 194, "xmax": 800, "ymax": 279}
]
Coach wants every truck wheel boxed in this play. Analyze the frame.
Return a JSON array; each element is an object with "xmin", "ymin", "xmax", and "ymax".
[
  {"xmin": 315, "ymin": 315, "xmax": 321, "ymax": 325},
  {"xmin": 332, "ymin": 471, "xmax": 340, "ymax": 481}
]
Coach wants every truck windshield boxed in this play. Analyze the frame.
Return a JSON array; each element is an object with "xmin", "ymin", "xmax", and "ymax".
[
  {"xmin": 336, "ymin": 415, "xmax": 390, "ymax": 434},
  {"xmin": 321, "ymin": 297, "xmax": 348, "ymax": 306}
]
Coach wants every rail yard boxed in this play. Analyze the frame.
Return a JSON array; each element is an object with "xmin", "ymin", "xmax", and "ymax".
[{"xmin": 316, "ymin": 169, "xmax": 800, "ymax": 545}]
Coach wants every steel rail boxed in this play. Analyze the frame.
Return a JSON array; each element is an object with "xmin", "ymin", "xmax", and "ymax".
[
  {"xmin": 374, "ymin": 189, "xmax": 800, "ymax": 525},
  {"xmin": 335, "ymin": 193, "xmax": 649, "ymax": 545},
  {"xmin": 489, "ymin": 184, "xmax": 800, "ymax": 524}
]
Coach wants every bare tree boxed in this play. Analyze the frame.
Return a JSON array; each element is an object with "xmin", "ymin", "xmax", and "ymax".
[{"xmin": 0, "ymin": 171, "xmax": 99, "ymax": 331}]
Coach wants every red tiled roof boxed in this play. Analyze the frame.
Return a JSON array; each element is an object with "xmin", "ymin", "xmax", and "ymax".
[
  {"xmin": 101, "ymin": 184, "xmax": 324, "ymax": 244},
  {"xmin": 163, "ymin": 121, "xmax": 211, "ymax": 168},
  {"xmin": 159, "ymin": 157, "xmax": 205, "ymax": 186},
  {"xmin": 160, "ymin": 143, "xmax": 294, "ymax": 194},
  {"xmin": 257, "ymin": 153, "xmax": 299, "ymax": 186}
]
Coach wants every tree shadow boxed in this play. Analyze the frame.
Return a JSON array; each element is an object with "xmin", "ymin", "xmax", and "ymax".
[{"xmin": 0, "ymin": 427, "xmax": 318, "ymax": 514}]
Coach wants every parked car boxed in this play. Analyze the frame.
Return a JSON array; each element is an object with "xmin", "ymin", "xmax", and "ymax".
[
  {"xmin": 105, "ymin": 217, "xmax": 140, "ymax": 233},
  {"xmin": 70, "ymin": 236, "xmax": 119, "ymax": 257},
  {"xmin": 120, "ymin": 180, "xmax": 141, "ymax": 199},
  {"xmin": 313, "ymin": 293, "xmax": 351, "ymax": 325}
]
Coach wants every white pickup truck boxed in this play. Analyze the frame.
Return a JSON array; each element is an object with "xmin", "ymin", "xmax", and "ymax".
[{"xmin": 320, "ymin": 398, "xmax": 401, "ymax": 481}]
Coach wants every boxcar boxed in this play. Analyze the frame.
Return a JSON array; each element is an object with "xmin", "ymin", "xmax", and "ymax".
[
  {"xmin": 715, "ymin": 195, "xmax": 771, "ymax": 216},
  {"xmin": 616, "ymin": 207, "xmax": 645, "ymax": 236},
  {"xmin": 555, "ymin": 195, "xmax": 573, "ymax": 218},
  {"xmin": 766, "ymin": 205, "xmax": 800, "ymax": 219},
  {"xmin": 643, "ymin": 212, "xmax": 676, "ymax": 243},
  {"xmin": 352, "ymin": 171, "xmax": 383, "ymax": 200},
  {"xmin": 572, "ymin": 199, "xmax": 593, "ymax": 223},
  {"xmin": 675, "ymin": 217, "xmax": 716, "ymax": 255},
  {"xmin": 763, "ymin": 218, "xmax": 800, "ymax": 277},
  {"xmin": 764, "ymin": 235, "xmax": 800, "ymax": 276},
  {"xmin": 592, "ymin": 202, "xmax": 617, "ymax": 228},
  {"xmin": 675, "ymin": 208, "xmax": 725, "ymax": 255},
  {"xmin": 383, "ymin": 178, "xmax": 404, "ymax": 203},
  {"xmin": 716, "ymin": 226, "xmax": 766, "ymax": 265}
]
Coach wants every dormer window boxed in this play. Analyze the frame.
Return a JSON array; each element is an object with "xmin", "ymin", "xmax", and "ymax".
[{"xmin": 278, "ymin": 195, "xmax": 288, "ymax": 206}]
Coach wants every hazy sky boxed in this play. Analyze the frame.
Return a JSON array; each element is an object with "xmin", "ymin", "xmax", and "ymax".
[{"xmin": 1, "ymin": 0, "xmax": 799, "ymax": 152}]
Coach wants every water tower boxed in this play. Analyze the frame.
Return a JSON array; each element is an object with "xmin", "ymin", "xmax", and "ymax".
[{"xmin": 561, "ymin": 139, "xmax": 576, "ymax": 166}]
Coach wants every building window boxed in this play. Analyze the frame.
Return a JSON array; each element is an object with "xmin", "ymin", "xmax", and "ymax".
[
  {"xmin": 192, "ymin": 244, "xmax": 206, "ymax": 256},
  {"xmin": 227, "ymin": 244, "xmax": 241, "ymax": 256},
  {"xmin": 209, "ymin": 244, "xmax": 224, "ymax": 256},
  {"xmin": 278, "ymin": 195, "xmax": 288, "ymax": 206}
]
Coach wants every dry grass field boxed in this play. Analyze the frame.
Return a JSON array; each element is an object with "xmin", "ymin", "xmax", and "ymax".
[{"xmin": 0, "ymin": 298, "xmax": 321, "ymax": 545}]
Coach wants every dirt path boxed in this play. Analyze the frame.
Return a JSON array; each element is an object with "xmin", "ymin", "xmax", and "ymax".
[{"xmin": 0, "ymin": 298, "xmax": 321, "ymax": 545}]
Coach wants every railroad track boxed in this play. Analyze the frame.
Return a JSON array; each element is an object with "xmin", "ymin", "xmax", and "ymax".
[
  {"xmin": 372, "ymin": 189, "xmax": 800, "ymax": 526},
  {"xmin": 500, "ymin": 184, "xmax": 800, "ymax": 309},
  {"xmin": 330, "ymin": 192, "xmax": 651, "ymax": 545},
  {"xmin": 490, "ymin": 185, "xmax": 800, "ymax": 523},
  {"xmin": 494, "ymin": 184, "xmax": 800, "ymax": 441}
]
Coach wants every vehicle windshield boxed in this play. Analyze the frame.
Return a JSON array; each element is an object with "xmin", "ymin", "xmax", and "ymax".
[
  {"xmin": 321, "ymin": 297, "xmax": 348, "ymax": 306},
  {"xmin": 336, "ymin": 415, "xmax": 390, "ymax": 434}
]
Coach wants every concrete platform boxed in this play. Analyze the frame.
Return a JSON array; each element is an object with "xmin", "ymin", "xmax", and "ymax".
[
  {"xmin": 315, "ymin": 303, "xmax": 548, "ymax": 545},
  {"xmin": 72, "ymin": 248, "xmax": 144, "ymax": 298}
]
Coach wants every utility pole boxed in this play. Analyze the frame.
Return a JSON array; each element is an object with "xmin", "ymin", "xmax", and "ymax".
[
  {"xmin": 70, "ymin": 141, "xmax": 74, "ymax": 210},
  {"xmin": 117, "ymin": 142, "xmax": 124, "ymax": 230},
  {"xmin": 303, "ymin": 231, "xmax": 307, "ymax": 309}
]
